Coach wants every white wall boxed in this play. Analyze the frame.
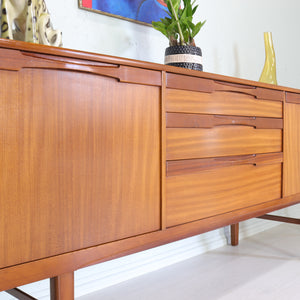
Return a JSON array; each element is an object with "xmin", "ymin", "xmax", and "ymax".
[
  {"xmin": 1, "ymin": 1, "xmax": 300, "ymax": 299},
  {"xmin": 46, "ymin": 0, "xmax": 300, "ymax": 88}
]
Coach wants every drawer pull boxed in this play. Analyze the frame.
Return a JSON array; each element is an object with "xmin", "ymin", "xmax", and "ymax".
[
  {"xmin": 166, "ymin": 113, "xmax": 283, "ymax": 129},
  {"xmin": 165, "ymin": 74, "xmax": 283, "ymax": 101},
  {"xmin": 0, "ymin": 49, "xmax": 161, "ymax": 86},
  {"xmin": 214, "ymin": 80, "xmax": 257, "ymax": 98},
  {"xmin": 214, "ymin": 80, "xmax": 284, "ymax": 101},
  {"xmin": 166, "ymin": 152, "xmax": 283, "ymax": 177},
  {"xmin": 21, "ymin": 52, "xmax": 162, "ymax": 85}
]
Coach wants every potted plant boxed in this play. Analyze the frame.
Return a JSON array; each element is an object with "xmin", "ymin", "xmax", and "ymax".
[{"xmin": 152, "ymin": 0, "xmax": 206, "ymax": 70}]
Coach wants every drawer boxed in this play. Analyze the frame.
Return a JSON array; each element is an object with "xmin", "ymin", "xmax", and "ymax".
[
  {"xmin": 166, "ymin": 126, "xmax": 282, "ymax": 160},
  {"xmin": 166, "ymin": 159, "xmax": 282, "ymax": 227},
  {"xmin": 166, "ymin": 88, "xmax": 283, "ymax": 118}
]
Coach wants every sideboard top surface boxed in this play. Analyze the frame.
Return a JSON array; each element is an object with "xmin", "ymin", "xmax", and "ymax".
[{"xmin": 0, "ymin": 38, "xmax": 299, "ymax": 94}]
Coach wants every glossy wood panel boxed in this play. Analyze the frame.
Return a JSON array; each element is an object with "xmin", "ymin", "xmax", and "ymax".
[
  {"xmin": 166, "ymin": 127, "xmax": 282, "ymax": 160},
  {"xmin": 283, "ymin": 102, "xmax": 300, "ymax": 196},
  {"xmin": 0, "ymin": 69, "xmax": 161, "ymax": 269},
  {"xmin": 166, "ymin": 89, "xmax": 283, "ymax": 118},
  {"xmin": 166, "ymin": 163, "xmax": 282, "ymax": 227}
]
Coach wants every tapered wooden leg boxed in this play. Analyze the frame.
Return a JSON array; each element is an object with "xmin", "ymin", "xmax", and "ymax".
[
  {"xmin": 230, "ymin": 223, "xmax": 239, "ymax": 246},
  {"xmin": 50, "ymin": 272, "xmax": 74, "ymax": 300}
]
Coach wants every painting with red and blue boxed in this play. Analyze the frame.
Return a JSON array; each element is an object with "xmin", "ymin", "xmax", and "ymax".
[{"xmin": 80, "ymin": 0, "xmax": 168, "ymax": 25}]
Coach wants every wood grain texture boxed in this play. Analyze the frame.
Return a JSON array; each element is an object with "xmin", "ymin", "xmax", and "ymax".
[
  {"xmin": 166, "ymin": 127, "xmax": 282, "ymax": 160},
  {"xmin": 283, "ymin": 102, "xmax": 300, "ymax": 196},
  {"xmin": 0, "ymin": 69, "xmax": 161, "ymax": 269},
  {"xmin": 166, "ymin": 153, "xmax": 283, "ymax": 177},
  {"xmin": 166, "ymin": 113, "xmax": 283, "ymax": 129},
  {"xmin": 166, "ymin": 163, "xmax": 282, "ymax": 227},
  {"xmin": 166, "ymin": 89, "xmax": 283, "ymax": 118}
]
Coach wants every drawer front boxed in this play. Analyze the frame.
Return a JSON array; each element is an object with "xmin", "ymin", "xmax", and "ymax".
[
  {"xmin": 166, "ymin": 162, "xmax": 282, "ymax": 227},
  {"xmin": 166, "ymin": 88, "xmax": 283, "ymax": 118},
  {"xmin": 166, "ymin": 127, "xmax": 282, "ymax": 160}
]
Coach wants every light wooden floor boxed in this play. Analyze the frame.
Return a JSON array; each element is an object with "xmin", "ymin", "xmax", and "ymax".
[{"xmin": 77, "ymin": 223, "xmax": 300, "ymax": 300}]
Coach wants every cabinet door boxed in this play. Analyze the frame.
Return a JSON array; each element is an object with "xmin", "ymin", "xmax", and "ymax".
[
  {"xmin": 0, "ymin": 68, "xmax": 161, "ymax": 268},
  {"xmin": 283, "ymin": 96, "xmax": 300, "ymax": 196}
]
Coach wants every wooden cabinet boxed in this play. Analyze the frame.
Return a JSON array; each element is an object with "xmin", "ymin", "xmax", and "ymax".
[{"xmin": 0, "ymin": 39, "xmax": 300, "ymax": 298}]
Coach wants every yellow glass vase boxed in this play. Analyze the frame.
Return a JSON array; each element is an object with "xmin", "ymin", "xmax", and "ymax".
[{"xmin": 259, "ymin": 32, "xmax": 277, "ymax": 85}]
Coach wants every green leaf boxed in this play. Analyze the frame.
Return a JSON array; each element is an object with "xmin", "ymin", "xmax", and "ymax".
[
  {"xmin": 152, "ymin": 0, "xmax": 206, "ymax": 46},
  {"xmin": 170, "ymin": 0, "xmax": 181, "ymax": 12},
  {"xmin": 191, "ymin": 20, "xmax": 206, "ymax": 38},
  {"xmin": 192, "ymin": 5, "xmax": 198, "ymax": 15}
]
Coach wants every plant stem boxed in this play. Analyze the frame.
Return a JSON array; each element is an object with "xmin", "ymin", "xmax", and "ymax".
[{"xmin": 168, "ymin": 0, "xmax": 185, "ymax": 45}]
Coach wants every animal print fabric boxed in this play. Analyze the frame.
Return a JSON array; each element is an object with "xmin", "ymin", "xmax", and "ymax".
[{"xmin": 0, "ymin": 0, "xmax": 62, "ymax": 47}]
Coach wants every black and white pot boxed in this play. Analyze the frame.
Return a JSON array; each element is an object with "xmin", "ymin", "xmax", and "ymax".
[{"xmin": 164, "ymin": 45, "xmax": 203, "ymax": 71}]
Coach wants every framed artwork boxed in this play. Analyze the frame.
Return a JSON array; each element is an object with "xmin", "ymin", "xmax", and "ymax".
[{"xmin": 79, "ymin": 0, "xmax": 168, "ymax": 26}]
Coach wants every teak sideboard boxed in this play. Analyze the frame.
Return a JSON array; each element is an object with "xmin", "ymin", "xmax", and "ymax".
[{"xmin": 1, "ymin": 39, "xmax": 300, "ymax": 299}]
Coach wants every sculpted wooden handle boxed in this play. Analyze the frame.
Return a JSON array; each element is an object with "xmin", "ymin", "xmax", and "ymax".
[
  {"xmin": 213, "ymin": 80, "xmax": 284, "ymax": 101},
  {"xmin": 166, "ymin": 113, "xmax": 283, "ymax": 129},
  {"xmin": 0, "ymin": 49, "xmax": 161, "ymax": 86},
  {"xmin": 166, "ymin": 73, "xmax": 284, "ymax": 101},
  {"xmin": 166, "ymin": 152, "xmax": 283, "ymax": 176}
]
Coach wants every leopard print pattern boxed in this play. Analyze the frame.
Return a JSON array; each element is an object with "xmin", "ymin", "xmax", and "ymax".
[{"xmin": 1, "ymin": 0, "xmax": 62, "ymax": 47}]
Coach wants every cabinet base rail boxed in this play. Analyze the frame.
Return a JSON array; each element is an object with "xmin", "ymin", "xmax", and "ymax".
[{"xmin": 257, "ymin": 214, "xmax": 300, "ymax": 224}]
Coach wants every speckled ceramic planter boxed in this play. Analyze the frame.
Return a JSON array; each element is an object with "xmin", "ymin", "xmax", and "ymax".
[{"xmin": 164, "ymin": 45, "xmax": 203, "ymax": 71}]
